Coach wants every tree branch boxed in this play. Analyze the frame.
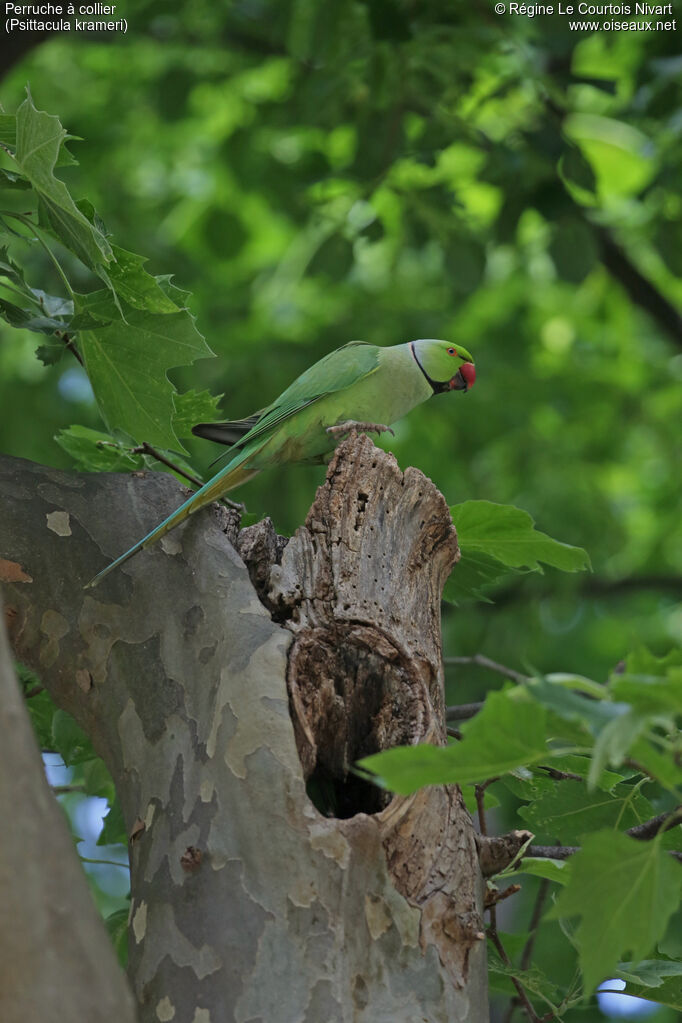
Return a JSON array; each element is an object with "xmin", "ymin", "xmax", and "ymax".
[
  {"xmin": 444, "ymin": 654, "xmax": 528, "ymax": 683},
  {"xmin": 596, "ymin": 226, "xmax": 682, "ymax": 351}
]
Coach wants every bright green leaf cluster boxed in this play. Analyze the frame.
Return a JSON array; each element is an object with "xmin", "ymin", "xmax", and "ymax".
[{"xmin": 0, "ymin": 92, "xmax": 215, "ymax": 456}]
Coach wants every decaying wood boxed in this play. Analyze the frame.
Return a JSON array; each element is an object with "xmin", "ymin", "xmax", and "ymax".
[{"xmin": 0, "ymin": 438, "xmax": 487, "ymax": 1023}]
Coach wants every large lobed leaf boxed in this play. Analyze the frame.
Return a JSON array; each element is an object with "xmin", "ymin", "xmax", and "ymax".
[
  {"xmin": 444, "ymin": 500, "xmax": 590, "ymax": 605},
  {"xmin": 11, "ymin": 92, "xmax": 113, "ymax": 271},
  {"xmin": 75, "ymin": 290, "xmax": 213, "ymax": 451},
  {"xmin": 451, "ymin": 500, "xmax": 591, "ymax": 573},
  {"xmin": 548, "ymin": 830, "xmax": 682, "ymax": 995}
]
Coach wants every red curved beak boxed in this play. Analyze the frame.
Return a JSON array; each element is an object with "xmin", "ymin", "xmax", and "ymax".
[{"xmin": 451, "ymin": 362, "xmax": 476, "ymax": 392}]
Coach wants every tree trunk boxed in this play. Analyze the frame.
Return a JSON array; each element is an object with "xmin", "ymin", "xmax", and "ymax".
[{"xmin": 0, "ymin": 435, "xmax": 488, "ymax": 1023}]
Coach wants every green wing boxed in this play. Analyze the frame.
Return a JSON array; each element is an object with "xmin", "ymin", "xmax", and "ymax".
[{"xmin": 225, "ymin": 342, "xmax": 381, "ymax": 450}]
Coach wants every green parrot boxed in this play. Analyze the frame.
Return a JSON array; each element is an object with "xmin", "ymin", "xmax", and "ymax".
[{"xmin": 85, "ymin": 339, "xmax": 475, "ymax": 588}]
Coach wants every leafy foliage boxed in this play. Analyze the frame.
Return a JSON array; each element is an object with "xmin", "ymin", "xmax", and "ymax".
[
  {"xmin": 548, "ymin": 832, "xmax": 682, "ymax": 996},
  {"xmin": 362, "ymin": 648, "xmax": 682, "ymax": 1006},
  {"xmin": 0, "ymin": 93, "xmax": 213, "ymax": 456}
]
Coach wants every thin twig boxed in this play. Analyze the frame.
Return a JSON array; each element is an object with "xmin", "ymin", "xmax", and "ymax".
[
  {"xmin": 526, "ymin": 845, "xmax": 579, "ymax": 860},
  {"xmin": 131, "ymin": 443, "xmax": 204, "ymax": 487},
  {"xmin": 55, "ymin": 330, "xmax": 84, "ymax": 367},
  {"xmin": 485, "ymin": 883, "xmax": 522, "ymax": 909},
  {"xmin": 488, "ymin": 926, "xmax": 541, "ymax": 1023},
  {"xmin": 446, "ymin": 726, "xmax": 462, "ymax": 740},
  {"xmin": 537, "ymin": 765, "xmax": 583, "ymax": 782},
  {"xmin": 475, "ymin": 776, "xmax": 499, "ymax": 837},
  {"xmin": 521, "ymin": 878, "xmax": 551, "ymax": 971},
  {"xmin": 526, "ymin": 842, "xmax": 682, "ymax": 862},
  {"xmin": 443, "ymin": 654, "xmax": 528, "ymax": 683},
  {"xmin": 79, "ymin": 856, "xmax": 129, "ymax": 869},
  {"xmin": 445, "ymin": 701, "xmax": 483, "ymax": 722},
  {"xmin": 131, "ymin": 443, "xmax": 245, "ymax": 511},
  {"xmin": 52, "ymin": 784, "xmax": 86, "ymax": 794},
  {"xmin": 627, "ymin": 806, "xmax": 682, "ymax": 840}
]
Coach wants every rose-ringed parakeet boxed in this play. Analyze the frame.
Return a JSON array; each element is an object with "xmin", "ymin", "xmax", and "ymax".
[{"xmin": 85, "ymin": 339, "xmax": 475, "ymax": 588}]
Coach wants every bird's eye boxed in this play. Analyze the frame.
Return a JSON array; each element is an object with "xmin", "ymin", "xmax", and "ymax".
[{"xmin": 447, "ymin": 347, "xmax": 458, "ymax": 356}]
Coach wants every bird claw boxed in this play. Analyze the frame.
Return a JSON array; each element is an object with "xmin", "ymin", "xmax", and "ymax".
[{"xmin": 326, "ymin": 420, "xmax": 395, "ymax": 440}]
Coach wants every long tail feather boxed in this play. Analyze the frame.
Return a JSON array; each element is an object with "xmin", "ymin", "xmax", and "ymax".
[{"xmin": 84, "ymin": 459, "xmax": 260, "ymax": 589}]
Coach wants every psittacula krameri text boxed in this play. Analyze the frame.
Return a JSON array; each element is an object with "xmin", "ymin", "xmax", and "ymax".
[{"xmin": 86, "ymin": 339, "xmax": 475, "ymax": 588}]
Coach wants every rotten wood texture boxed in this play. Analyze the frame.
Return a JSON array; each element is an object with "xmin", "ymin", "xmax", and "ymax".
[{"xmin": 0, "ymin": 440, "xmax": 487, "ymax": 1023}]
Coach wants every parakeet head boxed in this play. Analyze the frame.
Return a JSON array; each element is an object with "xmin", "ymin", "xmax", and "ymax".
[{"xmin": 410, "ymin": 339, "xmax": 476, "ymax": 394}]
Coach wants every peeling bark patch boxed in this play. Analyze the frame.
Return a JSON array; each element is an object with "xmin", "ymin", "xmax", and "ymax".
[
  {"xmin": 156, "ymin": 996, "xmax": 176, "ymax": 1021},
  {"xmin": 308, "ymin": 822, "xmax": 351, "ymax": 869},
  {"xmin": 75, "ymin": 668, "xmax": 93, "ymax": 692},
  {"xmin": 46, "ymin": 510, "xmax": 72, "ymax": 536},
  {"xmin": 132, "ymin": 901, "xmax": 147, "ymax": 943},
  {"xmin": 191, "ymin": 1011, "xmax": 211, "ymax": 1023},
  {"xmin": 199, "ymin": 643, "xmax": 216, "ymax": 665},
  {"xmin": 115, "ymin": 635, "xmax": 185, "ymax": 742},
  {"xmin": 39, "ymin": 609, "xmax": 70, "ymax": 667},
  {"xmin": 364, "ymin": 893, "xmax": 393, "ymax": 939},
  {"xmin": 160, "ymin": 534, "xmax": 182, "ymax": 556},
  {"xmin": 352, "ymin": 974, "xmax": 369, "ymax": 1010},
  {"xmin": 182, "ymin": 604, "xmax": 204, "ymax": 637},
  {"xmin": 0, "ymin": 558, "xmax": 32, "ymax": 583}
]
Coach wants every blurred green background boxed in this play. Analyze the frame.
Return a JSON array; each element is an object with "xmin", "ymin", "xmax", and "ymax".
[{"xmin": 1, "ymin": 3, "xmax": 680, "ymax": 1018}]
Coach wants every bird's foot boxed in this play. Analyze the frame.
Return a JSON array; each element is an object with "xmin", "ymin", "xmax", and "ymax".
[{"xmin": 326, "ymin": 420, "xmax": 395, "ymax": 440}]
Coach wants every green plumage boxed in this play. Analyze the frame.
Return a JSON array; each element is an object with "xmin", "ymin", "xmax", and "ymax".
[{"xmin": 85, "ymin": 339, "xmax": 475, "ymax": 588}]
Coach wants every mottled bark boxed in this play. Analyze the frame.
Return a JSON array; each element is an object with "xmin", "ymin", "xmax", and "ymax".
[{"xmin": 0, "ymin": 437, "xmax": 488, "ymax": 1023}]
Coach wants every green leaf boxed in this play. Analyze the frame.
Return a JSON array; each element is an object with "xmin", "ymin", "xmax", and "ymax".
[
  {"xmin": 172, "ymin": 388, "xmax": 224, "ymax": 439},
  {"xmin": 12, "ymin": 92, "xmax": 112, "ymax": 270},
  {"xmin": 528, "ymin": 676, "xmax": 616, "ymax": 732},
  {"xmin": 514, "ymin": 857, "xmax": 572, "ymax": 885},
  {"xmin": 104, "ymin": 908, "xmax": 129, "ymax": 968},
  {"xmin": 548, "ymin": 831, "xmax": 682, "ymax": 995},
  {"xmin": 627, "ymin": 736, "xmax": 682, "ymax": 794},
  {"xmin": 358, "ymin": 689, "xmax": 548, "ymax": 793},
  {"xmin": 55, "ymin": 426, "xmax": 144, "ymax": 473},
  {"xmin": 549, "ymin": 218, "xmax": 598, "ymax": 284},
  {"xmin": 98, "ymin": 797, "xmax": 127, "ymax": 847},
  {"xmin": 0, "ymin": 168, "xmax": 30, "ymax": 189},
  {"xmin": 107, "ymin": 246, "xmax": 183, "ymax": 314},
  {"xmin": 35, "ymin": 340, "xmax": 66, "ymax": 366},
  {"xmin": 618, "ymin": 972, "xmax": 682, "ymax": 1011},
  {"xmin": 0, "ymin": 113, "xmax": 17, "ymax": 147},
  {"xmin": 443, "ymin": 549, "xmax": 519, "ymax": 605},
  {"xmin": 450, "ymin": 501, "xmax": 591, "ymax": 574},
  {"xmin": 75, "ymin": 290, "xmax": 213, "ymax": 450},
  {"xmin": 0, "ymin": 296, "xmax": 68, "ymax": 335},
  {"xmin": 610, "ymin": 671, "xmax": 682, "ymax": 718},
  {"xmin": 616, "ymin": 957, "xmax": 682, "ymax": 988},
  {"xmin": 519, "ymin": 784, "xmax": 657, "ymax": 844},
  {"xmin": 51, "ymin": 709, "xmax": 95, "ymax": 766},
  {"xmin": 81, "ymin": 758, "xmax": 115, "ymax": 801},
  {"xmin": 559, "ymin": 143, "xmax": 597, "ymax": 194},
  {"xmin": 588, "ymin": 710, "xmax": 646, "ymax": 789},
  {"xmin": 21, "ymin": 682, "xmax": 56, "ymax": 750},
  {"xmin": 487, "ymin": 948, "xmax": 562, "ymax": 1008}
]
